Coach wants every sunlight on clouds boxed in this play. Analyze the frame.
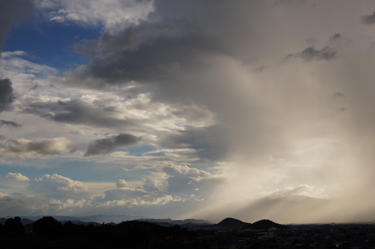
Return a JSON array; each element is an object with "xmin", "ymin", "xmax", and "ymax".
[
  {"xmin": 2, "ymin": 0, "xmax": 375, "ymax": 222},
  {"xmin": 36, "ymin": 0, "xmax": 154, "ymax": 31},
  {"xmin": 6, "ymin": 172, "xmax": 30, "ymax": 182}
]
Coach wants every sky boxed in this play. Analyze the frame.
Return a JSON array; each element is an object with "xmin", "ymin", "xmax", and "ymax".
[{"xmin": 1, "ymin": 0, "xmax": 375, "ymax": 224}]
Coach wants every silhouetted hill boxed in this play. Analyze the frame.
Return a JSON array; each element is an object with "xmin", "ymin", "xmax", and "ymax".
[
  {"xmin": 216, "ymin": 217, "xmax": 249, "ymax": 229},
  {"xmin": 251, "ymin": 219, "xmax": 284, "ymax": 229}
]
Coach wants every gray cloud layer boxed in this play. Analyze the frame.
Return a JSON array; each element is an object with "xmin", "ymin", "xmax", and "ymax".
[
  {"xmin": 0, "ymin": 79, "xmax": 14, "ymax": 112},
  {"xmin": 86, "ymin": 134, "xmax": 141, "ymax": 156},
  {"xmin": 25, "ymin": 100, "xmax": 134, "ymax": 128},
  {"xmin": 287, "ymin": 46, "xmax": 337, "ymax": 61},
  {"xmin": 362, "ymin": 11, "xmax": 375, "ymax": 24},
  {"xmin": 0, "ymin": 120, "xmax": 20, "ymax": 128},
  {"xmin": 67, "ymin": 0, "xmax": 267, "ymax": 87},
  {"xmin": 161, "ymin": 125, "xmax": 229, "ymax": 161},
  {"xmin": 0, "ymin": 137, "xmax": 78, "ymax": 157}
]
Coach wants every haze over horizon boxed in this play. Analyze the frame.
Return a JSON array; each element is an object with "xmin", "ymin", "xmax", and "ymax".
[{"xmin": 1, "ymin": 0, "xmax": 375, "ymax": 224}]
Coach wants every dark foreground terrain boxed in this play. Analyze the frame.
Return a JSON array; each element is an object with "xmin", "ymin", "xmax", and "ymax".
[{"xmin": 1, "ymin": 216, "xmax": 375, "ymax": 249}]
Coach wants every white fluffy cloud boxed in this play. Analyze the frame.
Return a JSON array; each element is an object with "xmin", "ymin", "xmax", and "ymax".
[
  {"xmin": 0, "ymin": 172, "xmax": 30, "ymax": 193},
  {"xmin": 30, "ymin": 174, "xmax": 88, "ymax": 199},
  {"xmin": 0, "ymin": 168, "xmax": 222, "ymax": 218},
  {"xmin": 6, "ymin": 172, "xmax": 30, "ymax": 182}
]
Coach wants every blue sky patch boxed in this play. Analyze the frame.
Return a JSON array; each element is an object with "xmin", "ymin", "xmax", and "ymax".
[{"xmin": 3, "ymin": 15, "xmax": 101, "ymax": 72}]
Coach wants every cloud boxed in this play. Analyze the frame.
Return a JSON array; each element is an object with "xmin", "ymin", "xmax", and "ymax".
[
  {"xmin": 36, "ymin": 0, "xmax": 153, "ymax": 30},
  {"xmin": 162, "ymin": 164, "xmax": 222, "ymax": 197},
  {"xmin": 0, "ymin": 51, "xmax": 58, "ymax": 78},
  {"xmin": 330, "ymin": 33, "xmax": 342, "ymax": 41},
  {"xmin": 24, "ymin": 99, "xmax": 134, "ymax": 128},
  {"xmin": 116, "ymin": 179, "xmax": 130, "ymax": 188},
  {"xmin": 85, "ymin": 133, "xmax": 141, "ymax": 156},
  {"xmin": 6, "ymin": 172, "xmax": 30, "ymax": 182},
  {"xmin": 0, "ymin": 137, "xmax": 78, "ymax": 158},
  {"xmin": 0, "ymin": 172, "xmax": 30, "ymax": 192},
  {"xmin": 64, "ymin": 0, "xmax": 269, "ymax": 87},
  {"xmin": 287, "ymin": 46, "xmax": 337, "ymax": 61},
  {"xmin": 362, "ymin": 11, "xmax": 375, "ymax": 25},
  {"xmin": 334, "ymin": 92, "xmax": 345, "ymax": 98},
  {"xmin": 0, "ymin": 120, "xmax": 20, "ymax": 128},
  {"xmin": 0, "ymin": 194, "xmax": 42, "ymax": 216},
  {"xmin": 161, "ymin": 125, "xmax": 229, "ymax": 161},
  {"xmin": 0, "ymin": 169, "xmax": 215, "ymax": 217},
  {"xmin": 162, "ymin": 164, "xmax": 211, "ymax": 179},
  {"xmin": 98, "ymin": 166, "xmax": 218, "ymax": 207},
  {"xmin": 3, "ymin": 0, "xmax": 375, "ymax": 222},
  {"xmin": 0, "ymin": 79, "xmax": 14, "ymax": 112},
  {"xmin": 30, "ymin": 174, "xmax": 88, "ymax": 199}
]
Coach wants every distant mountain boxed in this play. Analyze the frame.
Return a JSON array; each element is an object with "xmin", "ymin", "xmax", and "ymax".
[
  {"xmin": 14, "ymin": 214, "xmax": 134, "ymax": 224},
  {"xmin": 216, "ymin": 217, "xmax": 250, "ymax": 229},
  {"xmin": 0, "ymin": 217, "xmax": 34, "ymax": 226},
  {"xmin": 140, "ymin": 218, "xmax": 211, "ymax": 227},
  {"xmin": 0, "ymin": 218, "xmax": 6, "ymax": 224},
  {"xmin": 1, "ymin": 215, "xmax": 209, "ymax": 227}
]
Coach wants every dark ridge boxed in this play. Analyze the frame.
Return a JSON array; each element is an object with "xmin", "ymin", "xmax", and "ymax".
[
  {"xmin": 140, "ymin": 218, "xmax": 211, "ymax": 228},
  {"xmin": 217, "ymin": 217, "xmax": 249, "ymax": 228},
  {"xmin": 251, "ymin": 219, "xmax": 284, "ymax": 229}
]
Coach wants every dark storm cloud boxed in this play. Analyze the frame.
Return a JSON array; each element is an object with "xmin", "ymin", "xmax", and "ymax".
[
  {"xmin": 0, "ymin": 79, "xmax": 14, "ymax": 112},
  {"xmin": 67, "ymin": 0, "xmax": 267, "ymax": 86},
  {"xmin": 0, "ymin": 79, "xmax": 17, "ymax": 137},
  {"xmin": 0, "ymin": 120, "xmax": 20, "ymax": 128},
  {"xmin": 362, "ymin": 11, "xmax": 375, "ymax": 25},
  {"xmin": 161, "ymin": 125, "xmax": 229, "ymax": 161},
  {"xmin": 71, "ymin": 21, "xmax": 221, "ymax": 84},
  {"xmin": 24, "ymin": 100, "xmax": 133, "ymax": 128},
  {"xmin": 1, "ymin": 137, "xmax": 78, "ymax": 157},
  {"xmin": 287, "ymin": 46, "xmax": 337, "ymax": 61},
  {"xmin": 85, "ymin": 134, "xmax": 141, "ymax": 156},
  {"xmin": 0, "ymin": 0, "xmax": 34, "ymax": 49}
]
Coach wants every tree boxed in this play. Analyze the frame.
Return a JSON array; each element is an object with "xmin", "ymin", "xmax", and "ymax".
[
  {"xmin": 33, "ymin": 216, "xmax": 62, "ymax": 236},
  {"xmin": 3, "ymin": 217, "xmax": 24, "ymax": 236}
]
